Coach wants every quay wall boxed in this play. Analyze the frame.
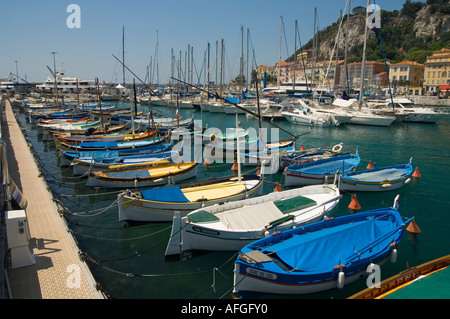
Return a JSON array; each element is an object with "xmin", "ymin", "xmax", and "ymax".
[{"xmin": 407, "ymin": 96, "xmax": 450, "ymax": 107}]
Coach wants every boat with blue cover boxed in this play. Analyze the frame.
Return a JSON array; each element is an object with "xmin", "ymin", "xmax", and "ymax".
[
  {"xmin": 58, "ymin": 136, "xmax": 167, "ymax": 152},
  {"xmin": 117, "ymin": 173, "xmax": 264, "ymax": 222},
  {"xmin": 60, "ymin": 143, "xmax": 172, "ymax": 167},
  {"xmin": 233, "ymin": 195, "xmax": 414, "ymax": 295},
  {"xmin": 283, "ymin": 148, "xmax": 361, "ymax": 186},
  {"xmin": 338, "ymin": 158, "xmax": 414, "ymax": 192}
]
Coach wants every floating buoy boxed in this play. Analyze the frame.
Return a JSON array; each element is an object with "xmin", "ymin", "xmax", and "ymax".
[
  {"xmin": 406, "ymin": 218, "xmax": 421, "ymax": 234},
  {"xmin": 231, "ymin": 160, "xmax": 238, "ymax": 171},
  {"xmin": 366, "ymin": 160, "xmax": 374, "ymax": 170},
  {"xmin": 390, "ymin": 248, "xmax": 398, "ymax": 263},
  {"xmin": 412, "ymin": 167, "xmax": 421, "ymax": 178},
  {"xmin": 337, "ymin": 270, "xmax": 345, "ymax": 289},
  {"xmin": 348, "ymin": 194, "xmax": 361, "ymax": 211},
  {"xmin": 300, "ymin": 144, "xmax": 305, "ymax": 151},
  {"xmin": 274, "ymin": 182, "xmax": 283, "ymax": 192}
]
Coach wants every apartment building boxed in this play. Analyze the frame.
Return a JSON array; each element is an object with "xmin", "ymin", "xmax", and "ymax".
[
  {"xmin": 389, "ymin": 61, "xmax": 425, "ymax": 94},
  {"xmin": 424, "ymin": 48, "xmax": 450, "ymax": 94}
]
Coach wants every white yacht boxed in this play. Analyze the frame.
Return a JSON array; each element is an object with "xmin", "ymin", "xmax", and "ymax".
[
  {"xmin": 261, "ymin": 80, "xmax": 312, "ymax": 96},
  {"xmin": 369, "ymin": 98, "xmax": 446, "ymax": 124},
  {"xmin": 36, "ymin": 71, "xmax": 94, "ymax": 93}
]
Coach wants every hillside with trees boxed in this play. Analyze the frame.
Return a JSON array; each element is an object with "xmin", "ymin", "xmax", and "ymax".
[{"xmin": 287, "ymin": 0, "xmax": 449, "ymax": 65}]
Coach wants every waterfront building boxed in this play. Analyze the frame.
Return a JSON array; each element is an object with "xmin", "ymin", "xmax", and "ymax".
[
  {"xmin": 424, "ymin": 48, "xmax": 450, "ymax": 94},
  {"xmin": 389, "ymin": 61, "xmax": 425, "ymax": 95},
  {"xmin": 339, "ymin": 61, "xmax": 389, "ymax": 91}
]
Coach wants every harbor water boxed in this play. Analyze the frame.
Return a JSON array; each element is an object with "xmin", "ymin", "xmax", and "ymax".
[{"xmin": 15, "ymin": 102, "xmax": 450, "ymax": 299}]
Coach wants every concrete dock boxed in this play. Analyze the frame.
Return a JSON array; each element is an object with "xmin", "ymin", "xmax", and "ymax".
[{"xmin": 2, "ymin": 99, "xmax": 104, "ymax": 299}]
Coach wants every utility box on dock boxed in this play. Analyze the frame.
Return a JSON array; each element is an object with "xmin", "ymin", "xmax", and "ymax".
[{"xmin": 5, "ymin": 210, "xmax": 35, "ymax": 269}]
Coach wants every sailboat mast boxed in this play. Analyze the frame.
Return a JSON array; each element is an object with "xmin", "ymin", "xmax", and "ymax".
[
  {"xmin": 344, "ymin": 0, "xmax": 351, "ymax": 93},
  {"xmin": 278, "ymin": 16, "xmax": 282, "ymax": 88},
  {"xmin": 293, "ymin": 20, "xmax": 297, "ymax": 93},
  {"xmin": 122, "ymin": 26, "xmax": 125, "ymax": 87},
  {"xmin": 359, "ymin": 0, "xmax": 370, "ymax": 109}
]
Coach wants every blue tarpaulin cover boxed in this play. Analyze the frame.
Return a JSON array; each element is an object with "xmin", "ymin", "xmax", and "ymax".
[
  {"xmin": 264, "ymin": 219, "xmax": 393, "ymax": 272},
  {"xmin": 79, "ymin": 141, "xmax": 119, "ymax": 148},
  {"xmin": 141, "ymin": 185, "xmax": 190, "ymax": 203}
]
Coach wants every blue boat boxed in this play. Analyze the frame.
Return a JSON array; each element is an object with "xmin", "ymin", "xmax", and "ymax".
[
  {"xmin": 338, "ymin": 158, "xmax": 414, "ymax": 192},
  {"xmin": 283, "ymin": 148, "xmax": 360, "ymax": 186},
  {"xmin": 233, "ymin": 195, "xmax": 414, "ymax": 295},
  {"xmin": 60, "ymin": 143, "xmax": 172, "ymax": 167}
]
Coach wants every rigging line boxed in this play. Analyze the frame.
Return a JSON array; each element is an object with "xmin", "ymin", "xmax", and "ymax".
[
  {"xmin": 171, "ymin": 77, "xmax": 311, "ymax": 140},
  {"xmin": 70, "ymin": 224, "xmax": 172, "ymax": 242}
]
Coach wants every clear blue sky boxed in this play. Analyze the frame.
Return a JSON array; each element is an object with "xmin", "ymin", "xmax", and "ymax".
[{"xmin": 1, "ymin": 0, "xmax": 412, "ymax": 84}]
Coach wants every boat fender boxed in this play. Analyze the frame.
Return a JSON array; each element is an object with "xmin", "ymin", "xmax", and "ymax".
[
  {"xmin": 404, "ymin": 178, "xmax": 411, "ymax": 184},
  {"xmin": 390, "ymin": 248, "xmax": 398, "ymax": 264},
  {"xmin": 381, "ymin": 183, "xmax": 392, "ymax": 188},
  {"xmin": 332, "ymin": 144, "xmax": 343, "ymax": 153},
  {"xmin": 337, "ymin": 270, "xmax": 345, "ymax": 289},
  {"xmin": 264, "ymin": 230, "xmax": 270, "ymax": 237}
]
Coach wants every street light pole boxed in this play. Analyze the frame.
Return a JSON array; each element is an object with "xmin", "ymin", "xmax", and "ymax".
[{"xmin": 51, "ymin": 51, "xmax": 58, "ymax": 105}]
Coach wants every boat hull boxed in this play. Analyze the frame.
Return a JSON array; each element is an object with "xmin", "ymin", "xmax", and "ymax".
[
  {"xmin": 86, "ymin": 163, "xmax": 198, "ymax": 188},
  {"xmin": 233, "ymin": 208, "xmax": 411, "ymax": 295},
  {"xmin": 338, "ymin": 162, "xmax": 413, "ymax": 192},
  {"xmin": 284, "ymin": 154, "xmax": 360, "ymax": 187},
  {"xmin": 165, "ymin": 184, "xmax": 341, "ymax": 256},
  {"xmin": 118, "ymin": 174, "xmax": 264, "ymax": 222}
]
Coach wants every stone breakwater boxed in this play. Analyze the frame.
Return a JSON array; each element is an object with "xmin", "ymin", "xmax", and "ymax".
[{"xmin": 408, "ymin": 96, "xmax": 450, "ymax": 107}]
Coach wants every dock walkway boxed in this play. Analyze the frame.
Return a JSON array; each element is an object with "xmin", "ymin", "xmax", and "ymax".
[{"xmin": 3, "ymin": 99, "xmax": 104, "ymax": 299}]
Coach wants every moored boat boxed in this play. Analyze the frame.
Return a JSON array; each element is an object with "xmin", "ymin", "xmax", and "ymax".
[
  {"xmin": 338, "ymin": 158, "xmax": 414, "ymax": 192},
  {"xmin": 71, "ymin": 150, "xmax": 179, "ymax": 176},
  {"xmin": 165, "ymin": 182, "xmax": 342, "ymax": 257},
  {"xmin": 117, "ymin": 173, "xmax": 264, "ymax": 222},
  {"xmin": 283, "ymin": 148, "xmax": 361, "ymax": 186},
  {"xmin": 233, "ymin": 195, "xmax": 413, "ymax": 295},
  {"xmin": 87, "ymin": 161, "xmax": 198, "ymax": 188},
  {"xmin": 348, "ymin": 254, "xmax": 450, "ymax": 299}
]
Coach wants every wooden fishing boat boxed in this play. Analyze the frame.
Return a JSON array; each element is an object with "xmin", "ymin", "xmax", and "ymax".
[
  {"xmin": 348, "ymin": 254, "xmax": 450, "ymax": 299},
  {"xmin": 86, "ymin": 161, "xmax": 198, "ymax": 188},
  {"xmin": 165, "ymin": 182, "xmax": 342, "ymax": 257},
  {"xmin": 279, "ymin": 143, "xmax": 343, "ymax": 171},
  {"xmin": 240, "ymin": 146, "xmax": 296, "ymax": 167},
  {"xmin": 118, "ymin": 173, "xmax": 264, "ymax": 222},
  {"xmin": 58, "ymin": 136, "xmax": 167, "ymax": 152},
  {"xmin": 59, "ymin": 143, "xmax": 172, "ymax": 167},
  {"xmin": 233, "ymin": 195, "xmax": 413, "ymax": 295},
  {"xmin": 338, "ymin": 158, "xmax": 414, "ymax": 192},
  {"xmin": 71, "ymin": 150, "xmax": 179, "ymax": 176},
  {"xmin": 56, "ymin": 130, "xmax": 155, "ymax": 145},
  {"xmin": 283, "ymin": 148, "xmax": 360, "ymax": 187}
]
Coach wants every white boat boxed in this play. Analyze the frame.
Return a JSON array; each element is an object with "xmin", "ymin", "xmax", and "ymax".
[
  {"xmin": 348, "ymin": 110, "xmax": 396, "ymax": 127},
  {"xmin": 369, "ymin": 98, "xmax": 446, "ymax": 124},
  {"xmin": 282, "ymin": 105, "xmax": 340, "ymax": 126},
  {"xmin": 165, "ymin": 182, "xmax": 342, "ymax": 257},
  {"xmin": 36, "ymin": 71, "xmax": 94, "ymax": 93},
  {"xmin": 117, "ymin": 173, "xmax": 264, "ymax": 222},
  {"xmin": 332, "ymin": 99, "xmax": 396, "ymax": 127}
]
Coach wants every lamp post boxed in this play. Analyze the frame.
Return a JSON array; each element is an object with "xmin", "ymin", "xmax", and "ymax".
[{"xmin": 51, "ymin": 51, "xmax": 58, "ymax": 105}]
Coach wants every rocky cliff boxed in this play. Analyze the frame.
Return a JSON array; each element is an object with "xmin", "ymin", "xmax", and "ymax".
[{"xmin": 291, "ymin": 1, "xmax": 449, "ymax": 64}]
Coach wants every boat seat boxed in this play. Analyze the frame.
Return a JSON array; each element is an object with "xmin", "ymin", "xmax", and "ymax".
[
  {"xmin": 273, "ymin": 195, "xmax": 316, "ymax": 214},
  {"xmin": 216, "ymin": 201, "xmax": 285, "ymax": 230}
]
